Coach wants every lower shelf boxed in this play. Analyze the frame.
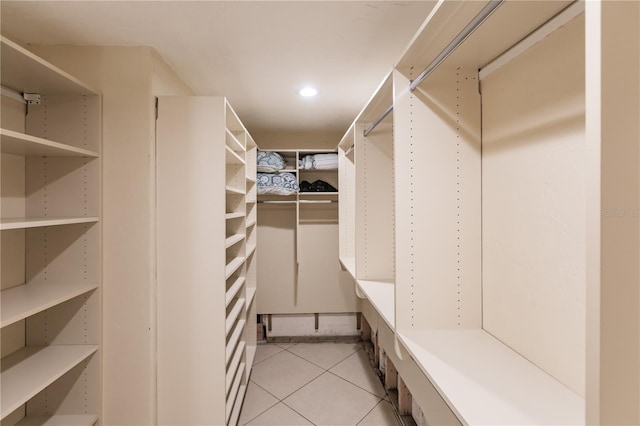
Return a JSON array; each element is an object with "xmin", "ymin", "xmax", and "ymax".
[
  {"xmin": 1, "ymin": 345, "xmax": 99, "ymax": 419},
  {"xmin": 398, "ymin": 329, "xmax": 584, "ymax": 425},
  {"xmin": 15, "ymin": 414, "xmax": 98, "ymax": 426}
]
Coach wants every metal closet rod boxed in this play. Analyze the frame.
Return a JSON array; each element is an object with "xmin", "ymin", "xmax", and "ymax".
[
  {"xmin": 258, "ymin": 199, "xmax": 337, "ymax": 204},
  {"xmin": 357, "ymin": 1, "xmax": 504, "ymax": 140},
  {"xmin": 363, "ymin": 104, "xmax": 394, "ymax": 137},
  {"xmin": 409, "ymin": 0, "xmax": 505, "ymax": 92}
]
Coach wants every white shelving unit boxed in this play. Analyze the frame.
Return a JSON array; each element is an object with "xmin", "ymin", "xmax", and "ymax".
[
  {"xmin": 156, "ymin": 96, "xmax": 258, "ymax": 425},
  {"xmin": 337, "ymin": 0, "xmax": 640, "ymax": 423},
  {"xmin": 257, "ymin": 148, "xmax": 354, "ymax": 315},
  {"xmin": 0, "ymin": 36, "xmax": 102, "ymax": 425}
]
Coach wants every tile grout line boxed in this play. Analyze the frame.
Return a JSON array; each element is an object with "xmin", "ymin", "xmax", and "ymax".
[
  {"xmin": 326, "ymin": 370, "xmax": 386, "ymax": 401},
  {"xmin": 239, "ymin": 380, "xmax": 281, "ymax": 426},
  {"xmin": 284, "ymin": 344, "xmax": 364, "ymax": 371},
  {"xmin": 355, "ymin": 398, "xmax": 388, "ymax": 426}
]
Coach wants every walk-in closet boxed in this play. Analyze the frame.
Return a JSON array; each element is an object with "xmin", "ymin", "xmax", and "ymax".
[{"xmin": 1, "ymin": 1, "xmax": 638, "ymax": 425}]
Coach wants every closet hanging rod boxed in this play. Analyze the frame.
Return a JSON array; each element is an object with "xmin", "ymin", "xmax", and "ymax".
[
  {"xmin": 409, "ymin": 0, "xmax": 505, "ymax": 92},
  {"xmin": 363, "ymin": 105, "xmax": 394, "ymax": 137},
  {"xmin": 299, "ymin": 200, "xmax": 337, "ymax": 204},
  {"xmin": 258, "ymin": 200, "xmax": 297, "ymax": 204}
]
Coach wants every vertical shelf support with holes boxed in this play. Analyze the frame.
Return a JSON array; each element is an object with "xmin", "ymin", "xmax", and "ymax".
[{"xmin": 0, "ymin": 36, "xmax": 102, "ymax": 425}]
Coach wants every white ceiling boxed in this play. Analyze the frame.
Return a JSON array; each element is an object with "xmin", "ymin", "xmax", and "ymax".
[{"xmin": 1, "ymin": 1, "xmax": 435, "ymax": 139}]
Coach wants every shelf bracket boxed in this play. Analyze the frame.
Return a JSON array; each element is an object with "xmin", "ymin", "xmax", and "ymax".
[{"xmin": 23, "ymin": 93, "xmax": 41, "ymax": 105}]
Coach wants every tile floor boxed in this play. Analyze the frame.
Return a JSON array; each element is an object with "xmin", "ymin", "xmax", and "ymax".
[{"xmin": 239, "ymin": 341, "xmax": 403, "ymax": 426}]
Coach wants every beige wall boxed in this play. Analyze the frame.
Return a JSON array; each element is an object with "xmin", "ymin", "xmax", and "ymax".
[
  {"xmin": 253, "ymin": 129, "xmax": 341, "ymax": 150},
  {"xmin": 29, "ymin": 45, "xmax": 192, "ymax": 425}
]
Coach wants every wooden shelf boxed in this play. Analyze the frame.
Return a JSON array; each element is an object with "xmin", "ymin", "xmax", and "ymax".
[
  {"xmin": 246, "ymin": 243, "xmax": 257, "ymax": 258},
  {"xmin": 398, "ymin": 329, "xmax": 584, "ymax": 425},
  {"xmin": 15, "ymin": 414, "xmax": 99, "ymax": 426},
  {"xmin": 246, "ymin": 288, "xmax": 256, "ymax": 308},
  {"xmin": 225, "ymin": 186, "xmax": 245, "ymax": 195},
  {"xmin": 226, "ymin": 276, "xmax": 246, "ymax": 308},
  {"xmin": 245, "ymin": 345, "xmax": 257, "ymax": 370},
  {"xmin": 0, "ymin": 217, "xmax": 99, "ymax": 231},
  {"xmin": 225, "ymin": 129, "xmax": 245, "ymax": 154},
  {"xmin": 1, "ymin": 37, "xmax": 97, "ymax": 95},
  {"xmin": 246, "ymin": 219, "xmax": 257, "ymax": 228},
  {"xmin": 225, "ymin": 320, "xmax": 246, "ymax": 363},
  {"xmin": 225, "ymin": 233, "xmax": 245, "ymax": 249},
  {"xmin": 246, "ymin": 175, "xmax": 256, "ymax": 183},
  {"xmin": 225, "ymin": 145, "xmax": 245, "ymax": 165},
  {"xmin": 1, "ymin": 282, "xmax": 98, "ymax": 328},
  {"xmin": 229, "ymin": 384, "xmax": 247, "ymax": 426},
  {"xmin": 0, "ymin": 129, "xmax": 99, "ymax": 158},
  {"xmin": 225, "ymin": 298, "xmax": 246, "ymax": 336},
  {"xmin": 1, "ymin": 345, "xmax": 98, "ymax": 419},
  {"xmin": 226, "ymin": 365, "xmax": 245, "ymax": 423},
  {"xmin": 225, "ymin": 257, "xmax": 245, "ymax": 280},
  {"xmin": 357, "ymin": 279, "xmax": 395, "ymax": 329},
  {"xmin": 226, "ymin": 341, "xmax": 246, "ymax": 395},
  {"xmin": 339, "ymin": 257, "xmax": 356, "ymax": 279},
  {"xmin": 225, "ymin": 212, "xmax": 244, "ymax": 220}
]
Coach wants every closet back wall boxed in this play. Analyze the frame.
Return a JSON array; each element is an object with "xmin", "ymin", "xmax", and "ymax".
[
  {"xmin": 27, "ymin": 45, "xmax": 193, "ymax": 425},
  {"xmin": 255, "ymin": 133, "xmax": 358, "ymax": 315}
]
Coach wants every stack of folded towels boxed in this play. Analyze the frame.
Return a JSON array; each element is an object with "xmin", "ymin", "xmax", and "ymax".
[{"xmin": 299, "ymin": 153, "xmax": 338, "ymax": 170}]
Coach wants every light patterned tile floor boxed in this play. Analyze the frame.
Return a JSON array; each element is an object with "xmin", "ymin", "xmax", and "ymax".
[{"xmin": 239, "ymin": 341, "xmax": 403, "ymax": 426}]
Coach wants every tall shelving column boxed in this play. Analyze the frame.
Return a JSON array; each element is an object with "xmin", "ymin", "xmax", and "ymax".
[
  {"xmin": 224, "ymin": 102, "xmax": 248, "ymax": 426},
  {"xmin": 0, "ymin": 36, "xmax": 102, "ymax": 425},
  {"xmin": 157, "ymin": 96, "xmax": 254, "ymax": 426}
]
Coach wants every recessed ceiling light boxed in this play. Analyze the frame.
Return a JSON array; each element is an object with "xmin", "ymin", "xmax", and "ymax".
[{"xmin": 299, "ymin": 87, "xmax": 318, "ymax": 97}]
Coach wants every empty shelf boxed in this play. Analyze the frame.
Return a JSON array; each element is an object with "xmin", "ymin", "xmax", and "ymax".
[
  {"xmin": 225, "ymin": 129, "xmax": 245, "ymax": 154},
  {"xmin": 1, "ymin": 282, "xmax": 99, "ymax": 328},
  {"xmin": 246, "ymin": 344, "xmax": 257, "ymax": 370},
  {"xmin": 226, "ymin": 366, "xmax": 245, "ymax": 424},
  {"xmin": 225, "ymin": 257, "xmax": 245, "ymax": 280},
  {"xmin": 225, "ymin": 234, "xmax": 245, "ymax": 249},
  {"xmin": 229, "ymin": 383, "xmax": 247, "ymax": 426},
  {"xmin": 0, "ymin": 217, "xmax": 99, "ymax": 231},
  {"xmin": 226, "ymin": 341, "xmax": 246, "ymax": 396},
  {"xmin": 1, "ymin": 37, "xmax": 97, "ymax": 95},
  {"xmin": 225, "ymin": 320, "xmax": 246, "ymax": 363},
  {"xmin": 246, "ymin": 288, "xmax": 256, "ymax": 308},
  {"xmin": 1, "ymin": 345, "xmax": 98, "ymax": 419},
  {"xmin": 225, "ymin": 212, "xmax": 245, "ymax": 220},
  {"xmin": 398, "ymin": 329, "xmax": 584, "ymax": 425},
  {"xmin": 357, "ymin": 279, "xmax": 395, "ymax": 329},
  {"xmin": 225, "ymin": 186, "xmax": 245, "ymax": 195},
  {"xmin": 246, "ymin": 219, "xmax": 257, "ymax": 228},
  {"xmin": 225, "ymin": 298, "xmax": 246, "ymax": 336},
  {"xmin": 15, "ymin": 414, "xmax": 99, "ymax": 426},
  {"xmin": 226, "ymin": 276, "xmax": 246, "ymax": 308},
  {"xmin": 225, "ymin": 145, "xmax": 245, "ymax": 165},
  {"xmin": 1, "ymin": 129, "xmax": 99, "ymax": 158},
  {"xmin": 246, "ymin": 243, "xmax": 257, "ymax": 258},
  {"xmin": 339, "ymin": 257, "xmax": 356, "ymax": 278}
]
